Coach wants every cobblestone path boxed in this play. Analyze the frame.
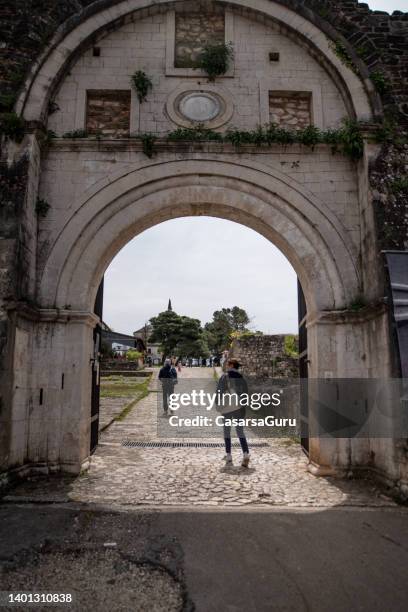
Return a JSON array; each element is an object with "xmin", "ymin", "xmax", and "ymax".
[{"xmin": 67, "ymin": 368, "xmax": 395, "ymax": 508}]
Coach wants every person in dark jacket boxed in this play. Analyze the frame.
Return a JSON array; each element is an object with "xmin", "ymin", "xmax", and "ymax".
[
  {"xmin": 159, "ymin": 358, "xmax": 177, "ymax": 415},
  {"xmin": 216, "ymin": 359, "xmax": 250, "ymax": 467}
]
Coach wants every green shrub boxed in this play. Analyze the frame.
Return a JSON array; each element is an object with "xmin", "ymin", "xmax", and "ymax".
[
  {"xmin": 298, "ymin": 125, "xmax": 321, "ymax": 149},
  {"xmin": 131, "ymin": 70, "xmax": 152, "ymax": 103},
  {"xmin": 370, "ymin": 71, "xmax": 391, "ymax": 96},
  {"xmin": 196, "ymin": 42, "xmax": 234, "ymax": 81},
  {"xmin": 322, "ymin": 120, "xmax": 364, "ymax": 160},
  {"xmin": 126, "ymin": 350, "xmax": 143, "ymax": 361},
  {"xmin": 284, "ymin": 335, "xmax": 299, "ymax": 358},
  {"xmin": 390, "ymin": 176, "xmax": 408, "ymax": 195},
  {"xmin": 140, "ymin": 133, "xmax": 156, "ymax": 158},
  {"xmin": 167, "ymin": 125, "xmax": 223, "ymax": 142},
  {"xmin": 132, "ymin": 121, "xmax": 365, "ymax": 161}
]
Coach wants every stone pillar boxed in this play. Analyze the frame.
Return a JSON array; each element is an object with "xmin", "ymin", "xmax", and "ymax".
[
  {"xmin": 27, "ymin": 310, "xmax": 97, "ymax": 474},
  {"xmin": 306, "ymin": 305, "xmax": 391, "ymax": 475}
]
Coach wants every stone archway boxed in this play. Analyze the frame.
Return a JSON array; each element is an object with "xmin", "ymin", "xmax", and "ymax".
[
  {"xmin": 38, "ymin": 158, "xmax": 360, "ymax": 313},
  {"xmin": 2, "ymin": 0, "xmax": 403, "ymax": 494},
  {"xmin": 23, "ymin": 156, "xmax": 376, "ymax": 475}
]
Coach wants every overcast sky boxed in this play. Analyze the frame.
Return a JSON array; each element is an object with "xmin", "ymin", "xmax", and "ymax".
[
  {"xmin": 104, "ymin": 218, "xmax": 298, "ymax": 335},
  {"xmin": 368, "ymin": 0, "xmax": 407, "ymax": 10},
  {"xmin": 103, "ymin": 0, "xmax": 406, "ymax": 336}
]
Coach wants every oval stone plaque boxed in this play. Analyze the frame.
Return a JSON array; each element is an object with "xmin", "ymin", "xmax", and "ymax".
[{"xmin": 178, "ymin": 93, "xmax": 221, "ymax": 122}]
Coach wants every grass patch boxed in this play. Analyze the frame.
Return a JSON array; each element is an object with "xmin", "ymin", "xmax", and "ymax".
[{"xmin": 100, "ymin": 375, "xmax": 150, "ymax": 399}]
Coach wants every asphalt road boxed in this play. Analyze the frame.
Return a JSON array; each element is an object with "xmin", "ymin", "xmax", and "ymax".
[{"xmin": 0, "ymin": 504, "xmax": 407, "ymax": 611}]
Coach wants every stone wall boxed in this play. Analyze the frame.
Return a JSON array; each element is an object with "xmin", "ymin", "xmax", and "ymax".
[
  {"xmin": 0, "ymin": 0, "xmax": 405, "ymax": 248},
  {"xmin": 86, "ymin": 90, "xmax": 131, "ymax": 137},
  {"xmin": 44, "ymin": 8, "xmax": 349, "ymax": 136},
  {"xmin": 101, "ymin": 359, "xmax": 143, "ymax": 372},
  {"xmin": 269, "ymin": 92, "xmax": 312, "ymax": 129},
  {"xmin": 175, "ymin": 4, "xmax": 225, "ymax": 68},
  {"xmin": 229, "ymin": 335, "xmax": 299, "ymax": 379}
]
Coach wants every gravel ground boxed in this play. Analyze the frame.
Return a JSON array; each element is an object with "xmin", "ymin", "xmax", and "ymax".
[
  {"xmin": 1, "ymin": 550, "xmax": 183, "ymax": 612},
  {"xmin": 0, "ymin": 507, "xmax": 191, "ymax": 612}
]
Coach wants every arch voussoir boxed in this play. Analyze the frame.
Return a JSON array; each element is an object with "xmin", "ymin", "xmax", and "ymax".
[{"xmin": 37, "ymin": 159, "xmax": 360, "ymax": 317}]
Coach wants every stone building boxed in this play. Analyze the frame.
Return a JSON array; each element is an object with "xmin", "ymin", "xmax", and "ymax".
[{"xmin": 0, "ymin": 1, "xmax": 407, "ymax": 497}]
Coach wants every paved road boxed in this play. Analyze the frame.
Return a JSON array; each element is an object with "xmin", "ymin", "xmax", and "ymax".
[{"xmin": 0, "ymin": 504, "xmax": 407, "ymax": 611}]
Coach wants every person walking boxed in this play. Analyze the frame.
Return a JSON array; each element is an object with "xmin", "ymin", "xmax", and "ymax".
[
  {"xmin": 216, "ymin": 359, "xmax": 250, "ymax": 468},
  {"xmin": 159, "ymin": 358, "xmax": 177, "ymax": 415}
]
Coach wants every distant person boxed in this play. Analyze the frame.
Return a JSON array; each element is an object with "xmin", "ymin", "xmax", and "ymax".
[
  {"xmin": 159, "ymin": 358, "xmax": 177, "ymax": 415},
  {"xmin": 216, "ymin": 359, "xmax": 250, "ymax": 468}
]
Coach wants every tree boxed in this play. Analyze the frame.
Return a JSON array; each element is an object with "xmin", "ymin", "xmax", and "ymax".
[
  {"xmin": 204, "ymin": 307, "xmax": 250, "ymax": 353},
  {"xmin": 149, "ymin": 310, "xmax": 183, "ymax": 357},
  {"xmin": 176, "ymin": 316, "xmax": 209, "ymax": 358},
  {"xmin": 149, "ymin": 310, "xmax": 209, "ymax": 358}
]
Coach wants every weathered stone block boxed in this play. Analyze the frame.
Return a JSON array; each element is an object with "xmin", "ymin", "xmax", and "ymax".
[{"xmin": 86, "ymin": 90, "xmax": 131, "ymax": 137}]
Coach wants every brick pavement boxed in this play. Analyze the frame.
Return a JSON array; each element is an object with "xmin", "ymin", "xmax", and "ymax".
[{"xmin": 68, "ymin": 368, "xmax": 395, "ymax": 508}]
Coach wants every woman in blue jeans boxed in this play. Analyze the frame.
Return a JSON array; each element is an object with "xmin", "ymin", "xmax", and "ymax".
[{"xmin": 217, "ymin": 359, "xmax": 250, "ymax": 468}]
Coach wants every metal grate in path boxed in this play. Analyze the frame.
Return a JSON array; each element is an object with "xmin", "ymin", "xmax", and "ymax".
[{"xmin": 122, "ymin": 440, "xmax": 269, "ymax": 448}]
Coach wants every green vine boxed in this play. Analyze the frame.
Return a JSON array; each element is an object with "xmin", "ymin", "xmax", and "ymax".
[
  {"xmin": 323, "ymin": 120, "xmax": 364, "ymax": 160},
  {"xmin": 196, "ymin": 42, "xmax": 234, "ymax": 81},
  {"xmin": 140, "ymin": 133, "xmax": 156, "ymax": 158},
  {"xmin": 167, "ymin": 125, "xmax": 223, "ymax": 142},
  {"xmin": 0, "ymin": 112, "xmax": 25, "ymax": 143},
  {"xmin": 329, "ymin": 39, "xmax": 359, "ymax": 75},
  {"xmin": 390, "ymin": 176, "xmax": 408, "ymax": 195},
  {"xmin": 370, "ymin": 70, "xmax": 391, "ymax": 96},
  {"xmin": 164, "ymin": 121, "xmax": 364, "ymax": 159},
  {"xmin": 54, "ymin": 121, "xmax": 367, "ymax": 161},
  {"xmin": 131, "ymin": 71, "xmax": 153, "ymax": 103},
  {"xmin": 284, "ymin": 335, "xmax": 299, "ymax": 358}
]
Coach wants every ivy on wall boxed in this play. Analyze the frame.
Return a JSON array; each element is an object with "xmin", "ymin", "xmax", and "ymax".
[
  {"xmin": 140, "ymin": 121, "xmax": 365, "ymax": 160},
  {"xmin": 57, "ymin": 120, "xmax": 365, "ymax": 160},
  {"xmin": 131, "ymin": 71, "xmax": 152, "ymax": 104}
]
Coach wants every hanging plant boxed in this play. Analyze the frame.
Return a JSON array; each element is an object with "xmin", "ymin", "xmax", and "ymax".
[
  {"xmin": 131, "ymin": 70, "xmax": 153, "ymax": 103},
  {"xmin": 140, "ymin": 133, "xmax": 156, "ymax": 158},
  {"xmin": 196, "ymin": 42, "xmax": 234, "ymax": 82}
]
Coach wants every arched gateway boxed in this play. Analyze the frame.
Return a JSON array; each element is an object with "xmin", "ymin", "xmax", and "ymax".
[{"xmin": 1, "ymin": 0, "xmax": 407, "ymax": 495}]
